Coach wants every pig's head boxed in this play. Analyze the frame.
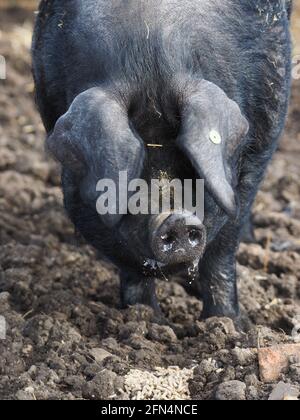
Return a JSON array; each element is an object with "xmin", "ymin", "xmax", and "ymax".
[{"xmin": 47, "ymin": 81, "xmax": 248, "ymax": 276}]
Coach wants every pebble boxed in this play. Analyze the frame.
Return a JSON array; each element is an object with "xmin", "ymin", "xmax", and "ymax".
[
  {"xmin": 89, "ymin": 348, "xmax": 113, "ymax": 364},
  {"xmin": 269, "ymin": 382, "xmax": 299, "ymax": 401},
  {"xmin": 258, "ymin": 344, "xmax": 300, "ymax": 383}
]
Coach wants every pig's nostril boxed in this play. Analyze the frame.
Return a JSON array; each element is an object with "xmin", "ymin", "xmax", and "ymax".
[
  {"xmin": 161, "ymin": 233, "xmax": 175, "ymax": 243},
  {"xmin": 188, "ymin": 229, "xmax": 202, "ymax": 246},
  {"xmin": 161, "ymin": 233, "xmax": 176, "ymax": 251}
]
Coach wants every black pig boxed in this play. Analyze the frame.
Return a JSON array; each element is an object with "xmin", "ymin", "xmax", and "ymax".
[{"xmin": 32, "ymin": 0, "xmax": 292, "ymax": 322}]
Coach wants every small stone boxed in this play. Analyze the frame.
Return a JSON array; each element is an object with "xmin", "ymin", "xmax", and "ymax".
[
  {"xmin": 232, "ymin": 348, "xmax": 257, "ymax": 366},
  {"xmin": 24, "ymin": 386, "xmax": 35, "ymax": 394},
  {"xmin": 248, "ymin": 386, "xmax": 259, "ymax": 400},
  {"xmin": 0, "ymin": 292, "xmax": 10, "ymax": 311},
  {"xmin": 22, "ymin": 344, "xmax": 33, "ymax": 356},
  {"xmin": 147, "ymin": 324, "xmax": 177, "ymax": 344},
  {"xmin": 0, "ymin": 149, "xmax": 16, "ymax": 169},
  {"xmin": 244, "ymin": 374, "xmax": 260, "ymax": 387},
  {"xmin": 215, "ymin": 380, "xmax": 246, "ymax": 401},
  {"xmin": 119, "ymin": 321, "xmax": 148, "ymax": 340},
  {"xmin": 289, "ymin": 363, "xmax": 300, "ymax": 382},
  {"xmin": 205, "ymin": 317, "xmax": 238, "ymax": 336},
  {"xmin": 0, "ymin": 292, "xmax": 10, "ymax": 303},
  {"xmin": 89, "ymin": 348, "xmax": 113, "ymax": 364},
  {"xmin": 15, "ymin": 390, "xmax": 35, "ymax": 400},
  {"xmin": 258, "ymin": 344, "xmax": 300, "ymax": 383},
  {"xmin": 221, "ymin": 367, "xmax": 236, "ymax": 382},
  {"xmin": 269, "ymin": 382, "xmax": 299, "ymax": 401},
  {"xmin": 31, "ymin": 162, "xmax": 50, "ymax": 181},
  {"xmin": 64, "ymin": 376, "xmax": 85, "ymax": 390},
  {"xmin": 195, "ymin": 358, "xmax": 218, "ymax": 377}
]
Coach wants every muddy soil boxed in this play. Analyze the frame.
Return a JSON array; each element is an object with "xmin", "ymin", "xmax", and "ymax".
[{"xmin": 0, "ymin": 6, "xmax": 300, "ymax": 400}]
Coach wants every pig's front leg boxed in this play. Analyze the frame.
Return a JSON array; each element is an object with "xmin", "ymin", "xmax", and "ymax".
[
  {"xmin": 199, "ymin": 224, "xmax": 240, "ymax": 320},
  {"xmin": 240, "ymin": 213, "xmax": 256, "ymax": 244},
  {"xmin": 120, "ymin": 270, "xmax": 161, "ymax": 314}
]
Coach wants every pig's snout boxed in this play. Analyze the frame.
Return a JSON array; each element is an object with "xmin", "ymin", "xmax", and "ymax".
[{"xmin": 150, "ymin": 212, "xmax": 206, "ymax": 265}]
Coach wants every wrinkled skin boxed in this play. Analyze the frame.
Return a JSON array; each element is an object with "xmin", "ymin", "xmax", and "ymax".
[{"xmin": 32, "ymin": 0, "xmax": 292, "ymax": 322}]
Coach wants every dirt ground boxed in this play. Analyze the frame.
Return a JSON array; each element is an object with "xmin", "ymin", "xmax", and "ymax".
[{"xmin": 1, "ymin": 5, "xmax": 300, "ymax": 401}]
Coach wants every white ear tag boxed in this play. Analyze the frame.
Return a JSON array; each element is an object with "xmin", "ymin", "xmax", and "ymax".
[{"xmin": 209, "ymin": 130, "xmax": 222, "ymax": 145}]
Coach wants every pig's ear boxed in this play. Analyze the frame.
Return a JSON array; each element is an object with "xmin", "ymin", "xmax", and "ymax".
[
  {"xmin": 47, "ymin": 88, "xmax": 145, "ymax": 227},
  {"xmin": 177, "ymin": 80, "xmax": 249, "ymax": 217}
]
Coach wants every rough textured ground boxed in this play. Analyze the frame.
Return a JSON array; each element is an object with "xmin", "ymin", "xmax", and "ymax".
[{"xmin": 0, "ymin": 6, "xmax": 300, "ymax": 400}]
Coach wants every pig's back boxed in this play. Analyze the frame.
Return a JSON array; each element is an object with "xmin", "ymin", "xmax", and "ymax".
[{"xmin": 33, "ymin": 0, "xmax": 291, "ymax": 129}]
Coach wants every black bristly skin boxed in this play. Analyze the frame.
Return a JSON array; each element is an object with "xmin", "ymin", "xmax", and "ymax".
[
  {"xmin": 287, "ymin": 0, "xmax": 293, "ymax": 19},
  {"xmin": 240, "ymin": 214, "xmax": 256, "ymax": 244},
  {"xmin": 32, "ymin": 0, "xmax": 292, "ymax": 323},
  {"xmin": 120, "ymin": 270, "xmax": 162, "ymax": 316}
]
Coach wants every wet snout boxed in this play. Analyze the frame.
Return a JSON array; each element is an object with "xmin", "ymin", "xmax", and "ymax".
[{"xmin": 150, "ymin": 212, "xmax": 206, "ymax": 265}]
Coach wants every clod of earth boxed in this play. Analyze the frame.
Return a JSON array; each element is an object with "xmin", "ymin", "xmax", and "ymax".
[{"xmin": 215, "ymin": 381, "xmax": 247, "ymax": 401}]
